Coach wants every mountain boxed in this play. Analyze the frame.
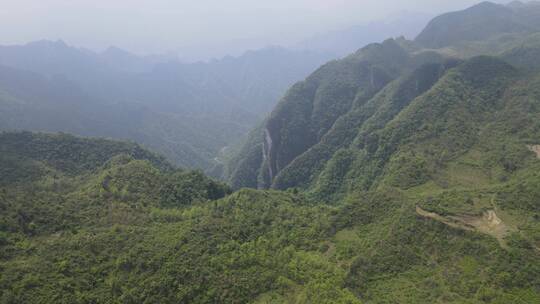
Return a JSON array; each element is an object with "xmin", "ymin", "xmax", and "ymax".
[
  {"xmin": 218, "ymin": 3, "xmax": 540, "ymax": 299},
  {"xmin": 0, "ymin": 42, "xmax": 331, "ymax": 172},
  {"xmin": 2, "ymin": 2, "xmax": 540, "ymax": 303},
  {"xmin": 130, "ymin": 46, "xmax": 333, "ymax": 116},
  {"xmin": 227, "ymin": 1, "xmax": 540, "ymax": 192},
  {"xmin": 0, "ymin": 41, "xmax": 330, "ymax": 116},
  {"xmin": 225, "ymin": 38, "xmax": 446, "ymax": 189},
  {"xmin": 2, "ymin": 86, "xmax": 540, "ymax": 303},
  {"xmin": 415, "ymin": 1, "xmax": 540, "ymax": 49}
]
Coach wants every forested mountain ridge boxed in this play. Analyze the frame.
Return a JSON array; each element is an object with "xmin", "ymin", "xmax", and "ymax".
[
  {"xmin": 0, "ymin": 131, "xmax": 170, "ymax": 183},
  {"xmin": 415, "ymin": 1, "xmax": 540, "ymax": 49},
  {"xmin": 208, "ymin": 4, "xmax": 540, "ymax": 300},
  {"xmin": 226, "ymin": 1, "xmax": 540, "ymax": 192},
  {"xmin": 0, "ymin": 131, "xmax": 230, "ymax": 236}
]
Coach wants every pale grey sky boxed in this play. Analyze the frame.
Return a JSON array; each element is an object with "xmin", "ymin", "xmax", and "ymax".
[{"xmin": 0, "ymin": 0, "xmax": 506, "ymax": 56}]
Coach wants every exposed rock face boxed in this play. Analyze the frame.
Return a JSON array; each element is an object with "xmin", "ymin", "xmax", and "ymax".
[{"xmin": 263, "ymin": 127, "xmax": 275, "ymax": 181}]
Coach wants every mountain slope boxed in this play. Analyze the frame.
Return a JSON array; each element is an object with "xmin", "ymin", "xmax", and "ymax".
[
  {"xmin": 226, "ymin": 39, "xmax": 444, "ymax": 189},
  {"xmin": 272, "ymin": 58, "xmax": 459, "ymax": 194},
  {"xmin": 221, "ymin": 35, "xmax": 540, "ymax": 304},
  {"xmin": 228, "ymin": 50, "xmax": 540, "ymax": 205},
  {"xmin": 228, "ymin": 1, "xmax": 540, "ymax": 191},
  {"xmin": 263, "ymin": 39, "xmax": 409, "ymax": 185}
]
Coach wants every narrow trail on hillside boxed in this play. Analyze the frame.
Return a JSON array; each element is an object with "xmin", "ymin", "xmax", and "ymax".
[{"xmin": 416, "ymin": 206, "xmax": 514, "ymax": 248}]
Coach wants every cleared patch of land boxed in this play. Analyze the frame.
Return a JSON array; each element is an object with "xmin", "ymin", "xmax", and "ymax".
[{"xmin": 416, "ymin": 206, "xmax": 514, "ymax": 248}]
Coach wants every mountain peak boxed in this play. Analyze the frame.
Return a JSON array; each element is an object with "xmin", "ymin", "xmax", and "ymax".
[
  {"xmin": 101, "ymin": 46, "xmax": 138, "ymax": 60},
  {"xmin": 27, "ymin": 39, "xmax": 69, "ymax": 49},
  {"xmin": 507, "ymin": 0, "xmax": 526, "ymax": 8},
  {"xmin": 472, "ymin": 1, "xmax": 504, "ymax": 9},
  {"xmin": 414, "ymin": 1, "xmax": 527, "ymax": 48},
  {"xmin": 102, "ymin": 46, "xmax": 133, "ymax": 56}
]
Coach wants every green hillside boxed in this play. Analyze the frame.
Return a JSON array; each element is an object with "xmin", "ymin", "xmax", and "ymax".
[
  {"xmin": 219, "ymin": 2, "xmax": 540, "ymax": 301},
  {"xmin": 1, "ymin": 130, "xmax": 539, "ymax": 303},
  {"xmin": 226, "ymin": 2, "xmax": 540, "ymax": 194},
  {"xmin": 415, "ymin": 1, "xmax": 540, "ymax": 49},
  {"xmin": 0, "ymin": 132, "xmax": 230, "ymax": 236}
]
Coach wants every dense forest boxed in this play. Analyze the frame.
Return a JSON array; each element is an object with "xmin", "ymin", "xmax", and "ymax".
[{"xmin": 1, "ymin": 1, "xmax": 540, "ymax": 303}]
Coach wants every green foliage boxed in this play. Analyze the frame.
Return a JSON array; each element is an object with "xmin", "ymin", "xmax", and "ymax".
[
  {"xmin": 264, "ymin": 39, "xmax": 408, "ymax": 189},
  {"xmin": 223, "ymin": 123, "xmax": 266, "ymax": 189},
  {"xmin": 383, "ymin": 151, "xmax": 431, "ymax": 189},
  {"xmin": 0, "ymin": 132, "xmax": 230, "ymax": 238},
  {"xmin": 0, "ymin": 186, "xmax": 339, "ymax": 303},
  {"xmin": 217, "ymin": 11, "xmax": 540, "ymax": 302},
  {"xmin": 310, "ymin": 148, "xmax": 359, "ymax": 203},
  {"xmin": 5, "ymin": 3, "xmax": 540, "ymax": 303},
  {"xmin": 160, "ymin": 170, "xmax": 232, "ymax": 208},
  {"xmin": 0, "ymin": 131, "xmax": 170, "ymax": 184}
]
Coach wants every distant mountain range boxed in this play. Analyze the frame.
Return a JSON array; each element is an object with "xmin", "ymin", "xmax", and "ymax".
[
  {"xmin": 0, "ymin": 10, "xmax": 441, "ymax": 173},
  {"xmin": 0, "ymin": 40, "xmax": 333, "ymax": 171}
]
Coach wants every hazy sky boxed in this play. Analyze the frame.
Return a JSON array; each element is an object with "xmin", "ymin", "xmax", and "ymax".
[{"xmin": 0, "ymin": 0, "xmax": 506, "ymax": 56}]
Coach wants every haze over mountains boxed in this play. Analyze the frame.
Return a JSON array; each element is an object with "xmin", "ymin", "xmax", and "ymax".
[
  {"xmin": 0, "ymin": 10, "xmax": 432, "ymax": 173},
  {"xmin": 0, "ymin": 40, "xmax": 332, "ymax": 171},
  {"xmin": 0, "ymin": 0, "xmax": 495, "ymax": 58},
  {"xmin": 1, "ymin": 1, "xmax": 540, "ymax": 303},
  {"xmin": 294, "ymin": 12, "xmax": 432, "ymax": 57}
]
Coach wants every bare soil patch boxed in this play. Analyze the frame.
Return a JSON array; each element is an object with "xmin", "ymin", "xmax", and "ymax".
[{"xmin": 416, "ymin": 206, "xmax": 514, "ymax": 248}]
